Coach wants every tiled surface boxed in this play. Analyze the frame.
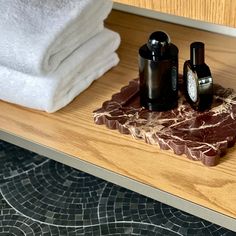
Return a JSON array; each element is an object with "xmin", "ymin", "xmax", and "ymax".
[
  {"xmin": 0, "ymin": 141, "xmax": 47, "ymax": 184},
  {"xmin": 1, "ymin": 160, "xmax": 106, "ymax": 227},
  {"xmin": 0, "ymin": 141, "xmax": 235, "ymax": 236}
]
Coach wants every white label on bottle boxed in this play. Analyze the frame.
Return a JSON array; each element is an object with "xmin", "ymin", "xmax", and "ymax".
[{"xmin": 187, "ymin": 68, "xmax": 198, "ymax": 102}]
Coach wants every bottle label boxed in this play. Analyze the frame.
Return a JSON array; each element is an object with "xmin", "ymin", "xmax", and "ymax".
[
  {"xmin": 171, "ymin": 66, "xmax": 177, "ymax": 91},
  {"xmin": 187, "ymin": 66, "xmax": 198, "ymax": 102}
]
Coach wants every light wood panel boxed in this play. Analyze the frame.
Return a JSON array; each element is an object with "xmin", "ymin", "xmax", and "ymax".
[
  {"xmin": 1, "ymin": 10, "xmax": 236, "ymax": 229},
  {"xmin": 114, "ymin": 0, "xmax": 236, "ymax": 27}
]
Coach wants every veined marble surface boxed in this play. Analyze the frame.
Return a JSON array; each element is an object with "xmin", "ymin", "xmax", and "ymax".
[{"xmin": 94, "ymin": 80, "xmax": 236, "ymax": 166}]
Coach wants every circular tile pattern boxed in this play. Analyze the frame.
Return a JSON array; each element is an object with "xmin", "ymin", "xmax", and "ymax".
[
  {"xmin": 77, "ymin": 223, "xmax": 180, "ymax": 236},
  {"xmin": 1, "ymin": 160, "xmax": 106, "ymax": 227},
  {"xmin": 1, "ymin": 141, "xmax": 235, "ymax": 235},
  {"xmin": 0, "ymin": 193, "xmax": 51, "ymax": 236},
  {"xmin": 0, "ymin": 192, "xmax": 85, "ymax": 236},
  {"xmin": 99, "ymin": 184, "xmax": 234, "ymax": 236},
  {"xmin": 0, "ymin": 141, "xmax": 47, "ymax": 184},
  {"xmin": 160, "ymin": 203, "xmax": 232, "ymax": 235},
  {"xmin": 99, "ymin": 183, "xmax": 164, "ymax": 225}
]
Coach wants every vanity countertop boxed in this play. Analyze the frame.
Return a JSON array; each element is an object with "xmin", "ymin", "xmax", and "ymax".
[{"xmin": 1, "ymin": 10, "xmax": 236, "ymax": 231}]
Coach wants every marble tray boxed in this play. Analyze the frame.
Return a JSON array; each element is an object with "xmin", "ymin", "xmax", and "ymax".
[{"xmin": 93, "ymin": 79, "xmax": 236, "ymax": 166}]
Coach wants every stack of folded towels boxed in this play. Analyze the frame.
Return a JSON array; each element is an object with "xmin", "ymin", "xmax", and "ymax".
[{"xmin": 0, "ymin": 0, "xmax": 120, "ymax": 112}]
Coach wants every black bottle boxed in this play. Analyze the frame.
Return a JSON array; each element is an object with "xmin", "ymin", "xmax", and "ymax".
[
  {"xmin": 183, "ymin": 42, "xmax": 213, "ymax": 111},
  {"xmin": 139, "ymin": 31, "xmax": 179, "ymax": 111}
]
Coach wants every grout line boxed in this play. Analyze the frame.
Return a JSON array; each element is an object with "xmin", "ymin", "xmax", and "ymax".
[
  {"xmin": 74, "ymin": 221, "xmax": 183, "ymax": 235},
  {"xmin": 2, "ymin": 158, "xmax": 49, "ymax": 181},
  {"xmin": 97, "ymin": 182, "xmax": 108, "ymax": 220}
]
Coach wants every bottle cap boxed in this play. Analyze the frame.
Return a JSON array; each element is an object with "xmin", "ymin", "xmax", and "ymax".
[
  {"xmin": 147, "ymin": 31, "xmax": 170, "ymax": 57},
  {"xmin": 190, "ymin": 42, "xmax": 205, "ymax": 66}
]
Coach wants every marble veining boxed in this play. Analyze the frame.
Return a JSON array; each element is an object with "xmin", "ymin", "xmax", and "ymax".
[{"xmin": 94, "ymin": 80, "xmax": 236, "ymax": 166}]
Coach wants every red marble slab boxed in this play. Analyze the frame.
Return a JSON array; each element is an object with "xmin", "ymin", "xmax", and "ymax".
[{"xmin": 93, "ymin": 79, "xmax": 236, "ymax": 166}]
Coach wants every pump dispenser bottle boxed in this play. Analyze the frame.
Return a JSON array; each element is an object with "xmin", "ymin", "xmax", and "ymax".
[
  {"xmin": 139, "ymin": 31, "xmax": 179, "ymax": 111},
  {"xmin": 183, "ymin": 42, "xmax": 213, "ymax": 111}
]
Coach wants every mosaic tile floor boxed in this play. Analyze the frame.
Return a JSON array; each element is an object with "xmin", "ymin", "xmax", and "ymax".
[{"xmin": 0, "ymin": 141, "xmax": 235, "ymax": 236}]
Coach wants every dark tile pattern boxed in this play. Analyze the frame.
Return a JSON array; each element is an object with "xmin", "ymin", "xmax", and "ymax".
[
  {"xmin": 0, "ymin": 192, "xmax": 179, "ymax": 236},
  {"xmin": 0, "ymin": 141, "xmax": 47, "ymax": 184},
  {"xmin": 75, "ymin": 223, "xmax": 180, "ymax": 236},
  {"xmin": 1, "ymin": 160, "xmax": 106, "ymax": 226},
  {"xmin": 160, "ymin": 204, "xmax": 232, "ymax": 235},
  {"xmin": 99, "ymin": 183, "xmax": 164, "ymax": 224},
  {"xmin": 0, "ymin": 193, "xmax": 51, "ymax": 236},
  {"xmin": 0, "ymin": 140, "xmax": 236, "ymax": 236},
  {"xmin": 99, "ymin": 183, "xmax": 234, "ymax": 236}
]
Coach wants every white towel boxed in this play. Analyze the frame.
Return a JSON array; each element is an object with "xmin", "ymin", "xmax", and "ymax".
[
  {"xmin": 0, "ymin": 0, "xmax": 113, "ymax": 75},
  {"xmin": 0, "ymin": 29, "xmax": 120, "ymax": 112}
]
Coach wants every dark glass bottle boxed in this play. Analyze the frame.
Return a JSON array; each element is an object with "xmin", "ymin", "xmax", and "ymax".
[
  {"xmin": 183, "ymin": 42, "xmax": 213, "ymax": 111},
  {"xmin": 139, "ymin": 31, "xmax": 179, "ymax": 111}
]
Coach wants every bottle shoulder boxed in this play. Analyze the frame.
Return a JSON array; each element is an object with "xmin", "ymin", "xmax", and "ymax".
[
  {"xmin": 184, "ymin": 60, "xmax": 211, "ymax": 78},
  {"xmin": 139, "ymin": 43, "xmax": 178, "ymax": 61},
  {"xmin": 139, "ymin": 44, "xmax": 152, "ymax": 60}
]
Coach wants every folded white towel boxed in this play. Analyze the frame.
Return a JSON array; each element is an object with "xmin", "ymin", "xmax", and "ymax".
[
  {"xmin": 0, "ymin": 0, "xmax": 113, "ymax": 75},
  {"xmin": 0, "ymin": 29, "xmax": 120, "ymax": 112}
]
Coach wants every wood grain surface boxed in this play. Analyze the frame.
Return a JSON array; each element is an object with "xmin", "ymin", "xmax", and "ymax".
[
  {"xmin": 114, "ymin": 0, "xmax": 236, "ymax": 28},
  {"xmin": 1, "ymin": 10, "xmax": 236, "ymax": 222}
]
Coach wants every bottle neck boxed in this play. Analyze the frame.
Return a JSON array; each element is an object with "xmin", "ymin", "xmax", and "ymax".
[{"xmin": 190, "ymin": 42, "xmax": 205, "ymax": 66}]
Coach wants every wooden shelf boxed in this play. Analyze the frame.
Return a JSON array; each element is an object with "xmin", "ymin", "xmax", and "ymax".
[
  {"xmin": 114, "ymin": 0, "xmax": 236, "ymax": 28},
  {"xmin": 1, "ymin": 10, "xmax": 236, "ymax": 231}
]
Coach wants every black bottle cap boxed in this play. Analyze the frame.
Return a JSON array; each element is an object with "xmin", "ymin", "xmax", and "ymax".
[
  {"xmin": 190, "ymin": 42, "xmax": 205, "ymax": 66},
  {"xmin": 147, "ymin": 31, "xmax": 170, "ymax": 56}
]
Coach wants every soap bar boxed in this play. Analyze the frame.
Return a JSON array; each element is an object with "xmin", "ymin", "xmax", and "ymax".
[{"xmin": 93, "ymin": 79, "xmax": 236, "ymax": 166}]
